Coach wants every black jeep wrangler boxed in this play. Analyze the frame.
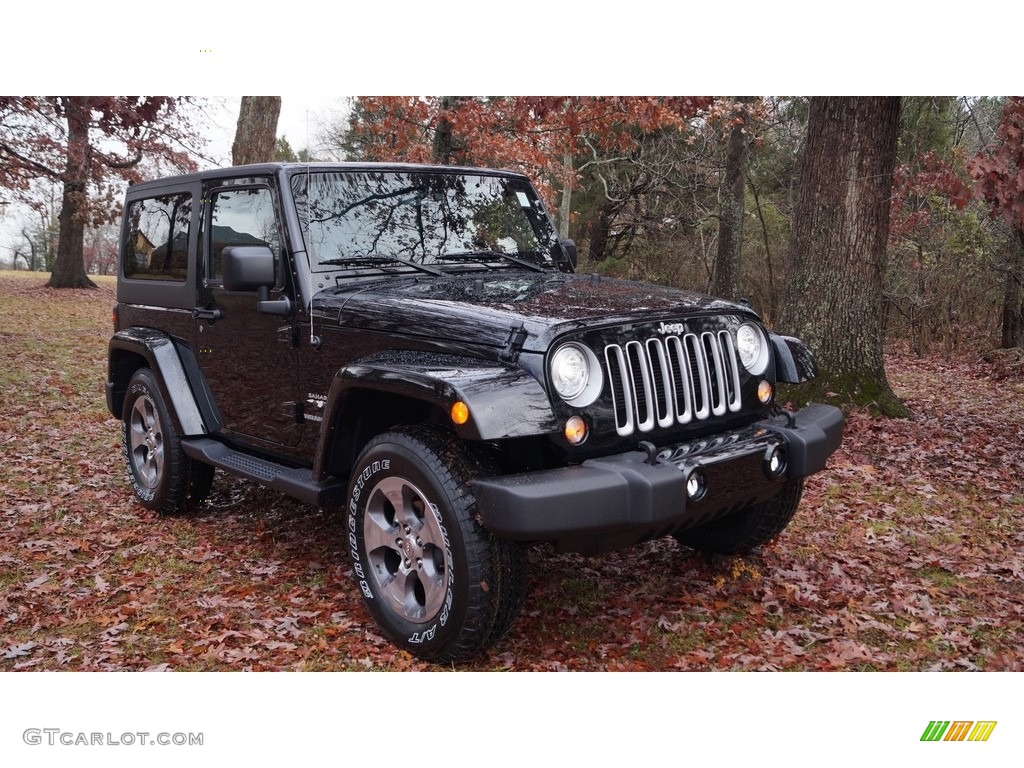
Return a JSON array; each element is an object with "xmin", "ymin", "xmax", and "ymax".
[{"xmin": 106, "ymin": 162, "xmax": 843, "ymax": 662}]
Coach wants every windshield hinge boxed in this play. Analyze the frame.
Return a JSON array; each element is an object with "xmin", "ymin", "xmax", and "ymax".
[{"xmin": 499, "ymin": 324, "xmax": 528, "ymax": 363}]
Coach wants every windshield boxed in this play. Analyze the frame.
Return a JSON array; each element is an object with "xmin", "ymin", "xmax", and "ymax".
[{"xmin": 291, "ymin": 170, "xmax": 560, "ymax": 273}]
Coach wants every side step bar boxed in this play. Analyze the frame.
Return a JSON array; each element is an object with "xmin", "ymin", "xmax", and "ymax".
[{"xmin": 181, "ymin": 437, "xmax": 347, "ymax": 509}]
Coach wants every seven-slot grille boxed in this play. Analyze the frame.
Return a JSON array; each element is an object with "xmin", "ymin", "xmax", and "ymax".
[{"xmin": 604, "ymin": 331, "xmax": 742, "ymax": 436}]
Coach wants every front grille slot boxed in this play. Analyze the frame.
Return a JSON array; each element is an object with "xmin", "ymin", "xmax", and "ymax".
[{"xmin": 605, "ymin": 330, "xmax": 742, "ymax": 437}]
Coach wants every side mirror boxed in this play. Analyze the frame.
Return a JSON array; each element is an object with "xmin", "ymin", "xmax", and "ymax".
[
  {"xmin": 221, "ymin": 246, "xmax": 293, "ymax": 316},
  {"xmin": 222, "ymin": 246, "xmax": 275, "ymax": 291},
  {"xmin": 559, "ymin": 238, "xmax": 577, "ymax": 270}
]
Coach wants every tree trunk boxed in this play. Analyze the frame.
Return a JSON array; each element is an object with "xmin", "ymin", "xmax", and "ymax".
[
  {"xmin": 781, "ymin": 97, "xmax": 911, "ymax": 417},
  {"xmin": 712, "ymin": 97, "xmax": 754, "ymax": 300},
  {"xmin": 21, "ymin": 228, "xmax": 38, "ymax": 271},
  {"xmin": 1002, "ymin": 227, "xmax": 1024, "ymax": 348},
  {"xmin": 431, "ymin": 96, "xmax": 462, "ymax": 164},
  {"xmin": 48, "ymin": 97, "xmax": 96, "ymax": 289},
  {"xmin": 232, "ymin": 97, "xmax": 282, "ymax": 166},
  {"xmin": 557, "ymin": 154, "xmax": 572, "ymax": 239},
  {"xmin": 586, "ymin": 205, "xmax": 613, "ymax": 263}
]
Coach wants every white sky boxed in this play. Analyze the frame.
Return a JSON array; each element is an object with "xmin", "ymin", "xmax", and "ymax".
[
  {"xmin": 0, "ymin": 8, "xmax": 1014, "ymax": 255},
  {"xmin": 204, "ymin": 97, "xmax": 351, "ymax": 167}
]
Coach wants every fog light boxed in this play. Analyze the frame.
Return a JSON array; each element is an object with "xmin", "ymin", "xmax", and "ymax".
[
  {"xmin": 564, "ymin": 415, "xmax": 588, "ymax": 445},
  {"xmin": 757, "ymin": 380, "xmax": 773, "ymax": 404},
  {"xmin": 450, "ymin": 401, "xmax": 470, "ymax": 425},
  {"xmin": 763, "ymin": 445, "xmax": 787, "ymax": 478},
  {"xmin": 685, "ymin": 468, "xmax": 708, "ymax": 501}
]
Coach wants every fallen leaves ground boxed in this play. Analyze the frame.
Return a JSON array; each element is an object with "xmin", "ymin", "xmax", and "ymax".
[{"xmin": 2, "ymin": 271, "xmax": 1022, "ymax": 671}]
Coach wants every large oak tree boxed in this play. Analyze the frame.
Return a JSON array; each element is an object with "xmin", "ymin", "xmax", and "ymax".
[
  {"xmin": 0, "ymin": 97, "xmax": 202, "ymax": 288},
  {"xmin": 781, "ymin": 97, "xmax": 911, "ymax": 417}
]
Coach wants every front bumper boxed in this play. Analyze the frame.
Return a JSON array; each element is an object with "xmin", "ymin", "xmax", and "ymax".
[{"xmin": 472, "ymin": 403, "xmax": 843, "ymax": 553}]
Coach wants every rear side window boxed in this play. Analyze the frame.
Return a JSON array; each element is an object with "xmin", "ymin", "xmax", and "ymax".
[{"xmin": 123, "ymin": 193, "xmax": 192, "ymax": 281}]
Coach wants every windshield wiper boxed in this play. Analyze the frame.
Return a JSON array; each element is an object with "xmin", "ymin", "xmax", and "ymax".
[
  {"xmin": 435, "ymin": 250, "xmax": 547, "ymax": 273},
  {"xmin": 319, "ymin": 254, "xmax": 442, "ymax": 276}
]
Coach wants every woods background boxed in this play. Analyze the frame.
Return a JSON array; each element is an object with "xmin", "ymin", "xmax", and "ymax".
[{"xmin": 3, "ymin": 97, "xmax": 1022, "ymax": 391}]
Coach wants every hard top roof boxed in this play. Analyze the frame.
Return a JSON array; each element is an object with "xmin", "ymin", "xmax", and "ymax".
[{"xmin": 128, "ymin": 161, "xmax": 532, "ymax": 192}]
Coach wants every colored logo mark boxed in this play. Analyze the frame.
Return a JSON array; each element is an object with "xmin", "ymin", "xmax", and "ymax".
[{"xmin": 921, "ymin": 721, "xmax": 997, "ymax": 742}]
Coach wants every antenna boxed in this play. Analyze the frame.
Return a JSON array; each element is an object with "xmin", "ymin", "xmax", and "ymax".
[{"xmin": 304, "ymin": 108, "xmax": 318, "ymax": 349}]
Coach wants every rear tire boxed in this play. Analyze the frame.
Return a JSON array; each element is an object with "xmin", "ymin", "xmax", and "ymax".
[
  {"xmin": 346, "ymin": 425, "xmax": 527, "ymax": 662},
  {"xmin": 674, "ymin": 479, "xmax": 804, "ymax": 554},
  {"xmin": 122, "ymin": 368, "xmax": 214, "ymax": 515}
]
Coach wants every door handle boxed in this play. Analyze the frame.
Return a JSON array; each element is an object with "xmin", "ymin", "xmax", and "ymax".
[{"xmin": 192, "ymin": 307, "xmax": 224, "ymax": 322}]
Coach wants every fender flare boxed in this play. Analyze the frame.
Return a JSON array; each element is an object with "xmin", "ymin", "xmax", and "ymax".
[
  {"xmin": 315, "ymin": 352, "xmax": 559, "ymax": 475},
  {"xmin": 769, "ymin": 332, "xmax": 818, "ymax": 384},
  {"xmin": 107, "ymin": 328, "xmax": 214, "ymax": 435},
  {"xmin": 326, "ymin": 352, "xmax": 558, "ymax": 441}
]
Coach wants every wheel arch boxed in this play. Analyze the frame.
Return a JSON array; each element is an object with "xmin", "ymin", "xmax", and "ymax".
[
  {"xmin": 318, "ymin": 387, "xmax": 448, "ymax": 480},
  {"xmin": 314, "ymin": 352, "xmax": 559, "ymax": 481},
  {"xmin": 107, "ymin": 328, "xmax": 211, "ymax": 435}
]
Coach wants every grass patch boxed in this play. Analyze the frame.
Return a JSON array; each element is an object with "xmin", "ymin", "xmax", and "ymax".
[{"xmin": 915, "ymin": 566, "xmax": 962, "ymax": 588}]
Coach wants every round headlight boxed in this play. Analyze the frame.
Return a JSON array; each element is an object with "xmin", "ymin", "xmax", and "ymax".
[
  {"xmin": 736, "ymin": 323, "xmax": 769, "ymax": 375},
  {"xmin": 550, "ymin": 344, "xmax": 590, "ymax": 400},
  {"xmin": 549, "ymin": 343, "xmax": 603, "ymax": 406}
]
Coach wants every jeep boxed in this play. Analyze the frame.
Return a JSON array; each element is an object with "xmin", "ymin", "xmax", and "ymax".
[{"xmin": 106, "ymin": 162, "xmax": 843, "ymax": 662}]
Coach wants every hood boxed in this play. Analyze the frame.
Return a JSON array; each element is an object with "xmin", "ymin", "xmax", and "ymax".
[{"xmin": 312, "ymin": 271, "xmax": 751, "ymax": 352}]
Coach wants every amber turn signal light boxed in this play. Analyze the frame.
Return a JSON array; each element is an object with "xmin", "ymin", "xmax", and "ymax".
[
  {"xmin": 564, "ymin": 415, "xmax": 588, "ymax": 445},
  {"xmin": 450, "ymin": 401, "xmax": 470, "ymax": 425}
]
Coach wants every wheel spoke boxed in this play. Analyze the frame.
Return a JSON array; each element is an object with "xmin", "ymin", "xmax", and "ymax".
[
  {"xmin": 416, "ymin": 558, "xmax": 447, "ymax": 616},
  {"xmin": 130, "ymin": 405, "xmax": 148, "ymax": 443},
  {"xmin": 149, "ymin": 440, "xmax": 164, "ymax": 481},
  {"xmin": 382, "ymin": 478, "xmax": 425, "ymax": 534},
  {"xmin": 418, "ymin": 543, "xmax": 445, "ymax": 583},
  {"xmin": 141, "ymin": 448, "xmax": 154, "ymax": 483},
  {"xmin": 377, "ymin": 477, "xmax": 407, "ymax": 518},
  {"xmin": 415, "ymin": 505, "xmax": 444, "ymax": 548},
  {"xmin": 362, "ymin": 510, "xmax": 398, "ymax": 555},
  {"xmin": 380, "ymin": 568, "xmax": 415, "ymax": 614},
  {"xmin": 131, "ymin": 445, "xmax": 151, "ymax": 486},
  {"xmin": 136, "ymin": 398, "xmax": 154, "ymax": 431}
]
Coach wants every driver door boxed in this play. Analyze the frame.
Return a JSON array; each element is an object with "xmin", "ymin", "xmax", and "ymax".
[{"xmin": 194, "ymin": 181, "xmax": 302, "ymax": 449}]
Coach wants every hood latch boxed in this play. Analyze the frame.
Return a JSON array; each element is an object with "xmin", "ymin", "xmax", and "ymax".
[{"xmin": 499, "ymin": 323, "xmax": 528, "ymax": 363}]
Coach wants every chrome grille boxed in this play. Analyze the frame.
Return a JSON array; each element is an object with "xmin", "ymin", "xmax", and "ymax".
[{"xmin": 604, "ymin": 331, "xmax": 742, "ymax": 436}]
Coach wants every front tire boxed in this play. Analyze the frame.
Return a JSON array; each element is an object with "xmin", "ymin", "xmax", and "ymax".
[
  {"xmin": 346, "ymin": 426, "xmax": 527, "ymax": 662},
  {"xmin": 674, "ymin": 478, "xmax": 804, "ymax": 555},
  {"xmin": 121, "ymin": 368, "xmax": 214, "ymax": 515}
]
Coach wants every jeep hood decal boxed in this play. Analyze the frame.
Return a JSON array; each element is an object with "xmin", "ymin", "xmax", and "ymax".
[{"xmin": 314, "ymin": 272, "xmax": 748, "ymax": 350}]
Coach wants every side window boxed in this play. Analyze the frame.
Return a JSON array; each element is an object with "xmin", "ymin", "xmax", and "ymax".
[
  {"xmin": 123, "ymin": 193, "xmax": 191, "ymax": 281},
  {"xmin": 208, "ymin": 187, "xmax": 280, "ymax": 282}
]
